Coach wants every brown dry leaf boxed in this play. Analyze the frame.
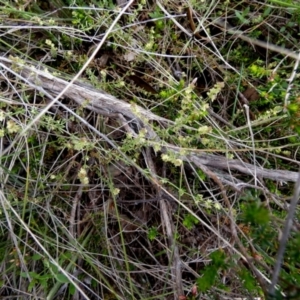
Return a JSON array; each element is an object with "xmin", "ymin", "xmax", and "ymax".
[{"xmin": 243, "ymin": 86, "xmax": 260, "ymax": 102}]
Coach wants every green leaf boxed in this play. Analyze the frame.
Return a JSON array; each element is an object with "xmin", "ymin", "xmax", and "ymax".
[
  {"xmin": 55, "ymin": 273, "xmax": 70, "ymax": 283},
  {"xmin": 20, "ymin": 272, "xmax": 29, "ymax": 278},
  {"xmin": 69, "ymin": 283, "xmax": 76, "ymax": 295},
  {"xmin": 28, "ymin": 278, "xmax": 37, "ymax": 292},
  {"xmin": 59, "ymin": 251, "xmax": 72, "ymax": 263},
  {"xmin": 32, "ymin": 253, "xmax": 43, "ymax": 261},
  {"xmin": 39, "ymin": 274, "xmax": 53, "ymax": 280},
  {"xmin": 235, "ymin": 9, "xmax": 250, "ymax": 25},
  {"xmin": 40, "ymin": 278, "xmax": 49, "ymax": 289},
  {"xmin": 263, "ymin": 6, "xmax": 272, "ymax": 17}
]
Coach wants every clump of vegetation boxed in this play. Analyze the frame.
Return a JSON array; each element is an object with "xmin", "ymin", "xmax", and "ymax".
[{"xmin": 0, "ymin": 0, "xmax": 300, "ymax": 299}]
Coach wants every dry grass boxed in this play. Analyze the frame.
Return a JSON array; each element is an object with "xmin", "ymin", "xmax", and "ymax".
[{"xmin": 0, "ymin": 1, "xmax": 300, "ymax": 299}]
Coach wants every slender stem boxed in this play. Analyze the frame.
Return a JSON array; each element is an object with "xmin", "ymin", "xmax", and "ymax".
[{"xmin": 268, "ymin": 169, "xmax": 300, "ymax": 297}]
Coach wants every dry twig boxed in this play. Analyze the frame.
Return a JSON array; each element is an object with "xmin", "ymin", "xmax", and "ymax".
[{"xmin": 0, "ymin": 56, "xmax": 299, "ymax": 184}]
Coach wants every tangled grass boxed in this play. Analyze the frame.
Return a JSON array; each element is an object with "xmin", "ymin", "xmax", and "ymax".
[{"xmin": 0, "ymin": 0, "xmax": 300, "ymax": 299}]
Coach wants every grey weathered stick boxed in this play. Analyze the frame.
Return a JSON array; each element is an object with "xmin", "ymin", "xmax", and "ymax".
[
  {"xmin": 1, "ymin": 56, "xmax": 299, "ymax": 183},
  {"xmin": 0, "ymin": 56, "xmax": 168, "ymax": 123},
  {"xmin": 187, "ymin": 151, "xmax": 299, "ymax": 183}
]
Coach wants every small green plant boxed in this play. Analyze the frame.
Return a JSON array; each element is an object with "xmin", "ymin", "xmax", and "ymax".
[
  {"xmin": 235, "ymin": 7, "xmax": 250, "ymax": 25},
  {"xmin": 287, "ymin": 97, "xmax": 300, "ymax": 134},
  {"xmin": 183, "ymin": 214, "xmax": 199, "ymax": 230},
  {"xmin": 238, "ymin": 267, "xmax": 262, "ymax": 295},
  {"xmin": 148, "ymin": 7, "xmax": 166, "ymax": 32},
  {"xmin": 197, "ymin": 250, "xmax": 228, "ymax": 292},
  {"xmin": 241, "ymin": 202, "xmax": 270, "ymax": 226},
  {"xmin": 148, "ymin": 227, "xmax": 158, "ymax": 241}
]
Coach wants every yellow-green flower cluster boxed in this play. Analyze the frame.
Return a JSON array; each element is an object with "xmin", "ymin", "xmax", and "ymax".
[{"xmin": 78, "ymin": 167, "xmax": 89, "ymax": 185}]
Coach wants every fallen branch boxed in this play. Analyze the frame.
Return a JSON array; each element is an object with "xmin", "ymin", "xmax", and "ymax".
[
  {"xmin": 0, "ymin": 56, "xmax": 168, "ymax": 124},
  {"xmin": 186, "ymin": 151, "xmax": 300, "ymax": 183},
  {"xmin": 0, "ymin": 56, "xmax": 299, "ymax": 183}
]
